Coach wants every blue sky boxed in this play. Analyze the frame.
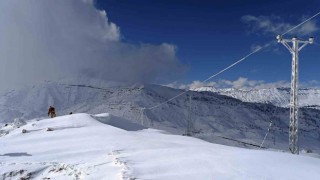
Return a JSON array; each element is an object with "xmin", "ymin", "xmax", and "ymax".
[{"xmin": 95, "ymin": 0, "xmax": 320, "ymax": 88}]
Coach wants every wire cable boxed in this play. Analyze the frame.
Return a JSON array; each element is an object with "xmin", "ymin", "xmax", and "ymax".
[
  {"xmin": 281, "ymin": 11, "xmax": 320, "ymax": 36},
  {"xmin": 259, "ymin": 105, "xmax": 279, "ymax": 148},
  {"xmin": 146, "ymin": 45, "xmax": 271, "ymax": 110}
]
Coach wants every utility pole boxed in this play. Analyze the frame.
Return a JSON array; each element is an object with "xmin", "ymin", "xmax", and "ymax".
[
  {"xmin": 140, "ymin": 108, "xmax": 145, "ymax": 126},
  {"xmin": 186, "ymin": 95, "xmax": 193, "ymax": 136},
  {"xmin": 276, "ymin": 35, "xmax": 314, "ymax": 154}
]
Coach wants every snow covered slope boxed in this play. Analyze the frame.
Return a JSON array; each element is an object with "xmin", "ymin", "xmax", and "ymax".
[
  {"xmin": 1, "ymin": 113, "xmax": 320, "ymax": 180},
  {"xmin": 194, "ymin": 87, "xmax": 320, "ymax": 108},
  {"xmin": 0, "ymin": 82, "xmax": 319, "ymax": 154}
]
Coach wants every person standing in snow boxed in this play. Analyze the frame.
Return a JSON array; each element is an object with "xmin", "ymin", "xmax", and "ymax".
[{"xmin": 48, "ymin": 106, "xmax": 56, "ymax": 118}]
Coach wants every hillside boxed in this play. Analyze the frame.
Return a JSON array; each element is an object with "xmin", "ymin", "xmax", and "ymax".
[
  {"xmin": 1, "ymin": 113, "xmax": 320, "ymax": 179},
  {"xmin": 0, "ymin": 82, "xmax": 319, "ymax": 154},
  {"xmin": 193, "ymin": 87, "xmax": 320, "ymax": 109}
]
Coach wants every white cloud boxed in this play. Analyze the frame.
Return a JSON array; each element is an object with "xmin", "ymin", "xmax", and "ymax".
[
  {"xmin": 166, "ymin": 81, "xmax": 217, "ymax": 90},
  {"xmin": 217, "ymin": 77, "xmax": 269, "ymax": 89},
  {"xmin": 0, "ymin": 0, "xmax": 184, "ymax": 92},
  {"xmin": 301, "ymin": 80, "xmax": 320, "ymax": 88},
  {"xmin": 241, "ymin": 15, "xmax": 319, "ymax": 35}
]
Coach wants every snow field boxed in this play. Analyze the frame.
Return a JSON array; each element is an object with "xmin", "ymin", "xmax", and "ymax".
[{"xmin": 0, "ymin": 113, "xmax": 320, "ymax": 179}]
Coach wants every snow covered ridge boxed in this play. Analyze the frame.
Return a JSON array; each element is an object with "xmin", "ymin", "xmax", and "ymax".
[
  {"xmin": 193, "ymin": 86, "xmax": 320, "ymax": 108},
  {"xmin": 0, "ymin": 81, "xmax": 320, "ymax": 155},
  {"xmin": 1, "ymin": 113, "xmax": 320, "ymax": 180}
]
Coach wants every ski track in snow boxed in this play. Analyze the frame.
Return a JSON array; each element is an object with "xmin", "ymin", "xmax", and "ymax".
[
  {"xmin": 0, "ymin": 151, "xmax": 135, "ymax": 180},
  {"xmin": 0, "ymin": 162, "xmax": 86, "ymax": 179},
  {"xmin": 1, "ymin": 151, "xmax": 139, "ymax": 180},
  {"xmin": 109, "ymin": 150, "xmax": 135, "ymax": 180},
  {"xmin": 0, "ymin": 156, "xmax": 124, "ymax": 180}
]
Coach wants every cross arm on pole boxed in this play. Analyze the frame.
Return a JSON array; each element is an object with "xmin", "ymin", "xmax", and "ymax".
[
  {"xmin": 277, "ymin": 35, "xmax": 293, "ymax": 53},
  {"xmin": 281, "ymin": 41, "xmax": 294, "ymax": 53},
  {"xmin": 298, "ymin": 42, "xmax": 309, "ymax": 51},
  {"xmin": 298, "ymin": 37, "xmax": 314, "ymax": 51}
]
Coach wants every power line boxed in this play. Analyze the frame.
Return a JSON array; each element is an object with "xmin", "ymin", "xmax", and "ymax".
[
  {"xmin": 259, "ymin": 121, "xmax": 273, "ymax": 148},
  {"xmin": 202, "ymin": 46, "xmax": 265, "ymax": 83},
  {"xmin": 146, "ymin": 45, "xmax": 269, "ymax": 110},
  {"xmin": 281, "ymin": 11, "xmax": 320, "ymax": 36},
  {"xmin": 259, "ymin": 105, "xmax": 279, "ymax": 148}
]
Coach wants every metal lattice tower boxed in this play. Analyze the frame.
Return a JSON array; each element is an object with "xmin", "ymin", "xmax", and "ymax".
[{"xmin": 276, "ymin": 35, "xmax": 314, "ymax": 154}]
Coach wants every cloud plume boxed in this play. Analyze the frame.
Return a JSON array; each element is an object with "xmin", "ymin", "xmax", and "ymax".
[{"xmin": 0, "ymin": 0, "xmax": 184, "ymax": 92}]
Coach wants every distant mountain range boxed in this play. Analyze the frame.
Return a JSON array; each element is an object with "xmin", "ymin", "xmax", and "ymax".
[
  {"xmin": 0, "ymin": 82, "xmax": 319, "ymax": 153},
  {"xmin": 193, "ymin": 86, "xmax": 320, "ymax": 109}
]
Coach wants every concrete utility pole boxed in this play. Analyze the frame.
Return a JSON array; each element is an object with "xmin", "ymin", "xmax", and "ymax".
[{"xmin": 276, "ymin": 35, "xmax": 314, "ymax": 154}]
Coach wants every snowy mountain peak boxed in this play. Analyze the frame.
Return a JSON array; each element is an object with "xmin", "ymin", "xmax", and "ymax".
[{"xmin": 193, "ymin": 86, "xmax": 320, "ymax": 108}]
